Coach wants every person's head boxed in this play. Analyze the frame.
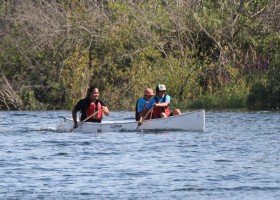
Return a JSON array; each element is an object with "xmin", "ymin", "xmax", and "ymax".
[
  {"xmin": 143, "ymin": 88, "xmax": 155, "ymax": 100},
  {"xmin": 87, "ymin": 86, "xmax": 100, "ymax": 100},
  {"xmin": 155, "ymin": 84, "xmax": 166, "ymax": 98}
]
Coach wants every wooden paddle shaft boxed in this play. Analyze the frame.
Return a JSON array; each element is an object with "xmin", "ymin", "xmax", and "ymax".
[{"xmin": 71, "ymin": 109, "xmax": 102, "ymax": 132}]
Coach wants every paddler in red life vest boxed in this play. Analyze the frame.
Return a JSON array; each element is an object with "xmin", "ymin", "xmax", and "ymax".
[
  {"xmin": 72, "ymin": 86, "xmax": 110, "ymax": 128},
  {"xmin": 140, "ymin": 84, "xmax": 181, "ymax": 123}
]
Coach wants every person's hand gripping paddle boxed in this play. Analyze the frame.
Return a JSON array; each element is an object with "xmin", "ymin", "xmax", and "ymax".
[{"xmin": 136, "ymin": 107, "xmax": 153, "ymax": 130}]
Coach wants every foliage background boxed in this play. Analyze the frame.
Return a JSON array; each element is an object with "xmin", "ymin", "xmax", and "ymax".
[{"xmin": 0, "ymin": 0, "xmax": 279, "ymax": 111}]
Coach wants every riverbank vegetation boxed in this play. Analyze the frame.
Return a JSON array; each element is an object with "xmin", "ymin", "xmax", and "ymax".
[{"xmin": 0, "ymin": 0, "xmax": 279, "ymax": 111}]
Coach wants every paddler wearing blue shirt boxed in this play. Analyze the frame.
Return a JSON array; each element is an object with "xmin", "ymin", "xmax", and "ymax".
[
  {"xmin": 139, "ymin": 84, "xmax": 181, "ymax": 126},
  {"xmin": 135, "ymin": 88, "xmax": 155, "ymax": 122}
]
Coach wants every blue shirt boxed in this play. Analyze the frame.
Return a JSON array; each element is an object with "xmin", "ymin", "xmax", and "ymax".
[
  {"xmin": 146, "ymin": 95, "xmax": 171, "ymax": 110},
  {"xmin": 137, "ymin": 97, "xmax": 149, "ymax": 113}
]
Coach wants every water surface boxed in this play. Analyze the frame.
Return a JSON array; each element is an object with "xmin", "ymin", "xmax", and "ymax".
[{"xmin": 0, "ymin": 110, "xmax": 279, "ymax": 199}]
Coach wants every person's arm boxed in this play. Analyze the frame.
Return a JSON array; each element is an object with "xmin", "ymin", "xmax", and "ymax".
[
  {"xmin": 138, "ymin": 107, "xmax": 147, "ymax": 126},
  {"xmin": 139, "ymin": 98, "xmax": 153, "ymax": 121},
  {"xmin": 138, "ymin": 112, "xmax": 144, "ymax": 126},
  {"xmin": 72, "ymin": 107, "xmax": 79, "ymax": 128},
  {"xmin": 154, "ymin": 101, "xmax": 169, "ymax": 107},
  {"xmin": 102, "ymin": 106, "xmax": 110, "ymax": 116},
  {"xmin": 137, "ymin": 98, "xmax": 145, "ymax": 123},
  {"xmin": 138, "ymin": 98, "xmax": 155, "ymax": 124},
  {"xmin": 100, "ymin": 100, "xmax": 109, "ymax": 116},
  {"xmin": 153, "ymin": 95, "xmax": 170, "ymax": 108},
  {"xmin": 72, "ymin": 99, "xmax": 84, "ymax": 128}
]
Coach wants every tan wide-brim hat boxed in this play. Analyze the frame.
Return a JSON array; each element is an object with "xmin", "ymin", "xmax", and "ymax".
[{"xmin": 144, "ymin": 88, "xmax": 155, "ymax": 96}]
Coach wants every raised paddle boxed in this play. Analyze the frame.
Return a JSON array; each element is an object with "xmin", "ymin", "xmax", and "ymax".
[
  {"xmin": 136, "ymin": 107, "xmax": 153, "ymax": 129},
  {"xmin": 70, "ymin": 110, "xmax": 101, "ymax": 132}
]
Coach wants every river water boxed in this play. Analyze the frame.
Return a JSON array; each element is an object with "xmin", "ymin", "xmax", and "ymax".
[{"xmin": 0, "ymin": 110, "xmax": 279, "ymax": 199}]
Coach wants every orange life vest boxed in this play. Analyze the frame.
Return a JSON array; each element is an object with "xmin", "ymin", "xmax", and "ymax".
[
  {"xmin": 152, "ymin": 96, "xmax": 170, "ymax": 118},
  {"xmin": 86, "ymin": 101, "xmax": 103, "ymax": 120}
]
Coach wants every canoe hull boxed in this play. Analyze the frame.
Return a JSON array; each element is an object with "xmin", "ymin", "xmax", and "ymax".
[{"xmin": 58, "ymin": 109, "xmax": 205, "ymax": 132}]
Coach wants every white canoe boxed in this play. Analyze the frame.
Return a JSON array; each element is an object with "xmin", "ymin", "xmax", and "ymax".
[{"xmin": 58, "ymin": 109, "xmax": 205, "ymax": 132}]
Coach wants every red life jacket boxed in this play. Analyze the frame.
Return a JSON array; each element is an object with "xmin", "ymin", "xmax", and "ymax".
[
  {"xmin": 152, "ymin": 96, "xmax": 170, "ymax": 118},
  {"xmin": 86, "ymin": 100, "xmax": 103, "ymax": 120}
]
